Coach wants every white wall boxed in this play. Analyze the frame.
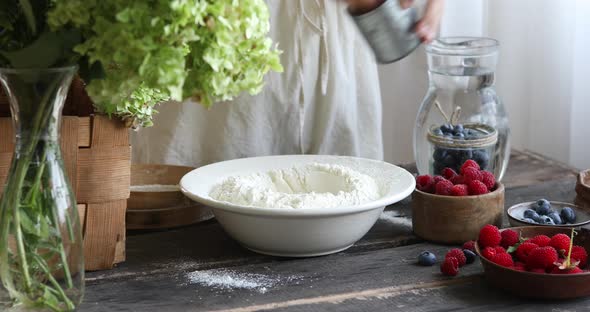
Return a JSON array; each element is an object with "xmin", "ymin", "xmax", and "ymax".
[{"xmin": 380, "ymin": 0, "xmax": 590, "ymax": 169}]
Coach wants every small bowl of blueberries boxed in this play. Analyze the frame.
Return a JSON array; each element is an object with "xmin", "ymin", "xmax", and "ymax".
[{"xmin": 507, "ymin": 198, "xmax": 590, "ymax": 228}]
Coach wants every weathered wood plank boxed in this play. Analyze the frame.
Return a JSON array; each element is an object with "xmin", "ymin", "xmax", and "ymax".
[{"xmin": 80, "ymin": 151, "xmax": 583, "ymax": 311}]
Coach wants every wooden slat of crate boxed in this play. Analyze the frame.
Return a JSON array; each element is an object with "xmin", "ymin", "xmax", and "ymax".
[
  {"xmin": 0, "ymin": 115, "xmax": 129, "ymax": 271},
  {"xmin": 83, "ymin": 200, "xmax": 127, "ymax": 270}
]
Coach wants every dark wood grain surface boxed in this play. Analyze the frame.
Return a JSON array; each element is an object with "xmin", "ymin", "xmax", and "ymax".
[{"xmin": 81, "ymin": 150, "xmax": 585, "ymax": 312}]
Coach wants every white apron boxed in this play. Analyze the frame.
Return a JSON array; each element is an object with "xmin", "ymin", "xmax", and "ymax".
[{"xmin": 131, "ymin": 0, "xmax": 383, "ymax": 167}]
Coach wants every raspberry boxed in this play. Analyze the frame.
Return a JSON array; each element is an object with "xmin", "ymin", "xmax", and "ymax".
[
  {"xmin": 450, "ymin": 184, "xmax": 468, "ymax": 196},
  {"xmin": 440, "ymin": 257, "xmax": 459, "ymax": 276},
  {"xmin": 462, "ymin": 240, "xmax": 476, "ymax": 252},
  {"xmin": 515, "ymin": 242, "xmax": 539, "ymax": 263},
  {"xmin": 442, "ymin": 168, "xmax": 458, "ymax": 180},
  {"xmin": 435, "ymin": 180, "xmax": 454, "ymax": 196},
  {"xmin": 478, "ymin": 224, "xmax": 501, "ymax": 248},
  {"xmin": 450, "ymin": 175, "xmax": 465, "ymax": 185},
  {"xmin": 433, "ymin": 176, "xmax": 446, "ymax": 184},
  {"xmin": 460, "ymin": 159, "xmax": 480, "ymax": 174},
  {"xmin": 512, "ymin": 262, "xmax": 526, "ymax": 271},
  {"xmin": 550, "ymin": 266, "xmax": 583, "ymax": 274},
  {"xmin": 445, "ymin": 248, "xmax": 467, "ymax": 267},
  {"xmin": 529, "ymin": 235, "xmax": 551, "ymax": 247},
  {"xmin": 527, "ymin": 246, "xmax": 558, "ymax": 269},
  {"xmin": 462, "ymin": 167, "xmax": 483, "ymax": 184},
  {"xmin": 529, "ymin": 268, "xmax": 547, "ymax": 274},
  {"xmin": 495, "ymin": 246, "xmax": 507, "ymax": 254},
  {"xmin": 416, "ymin": 175, "xmax": 435, "ymax": 193},
  {"xmin": 468, "ymin": 180, "xmax": 489, "ymax": 195},
  {"xmin": 571, "ymin": 246, "xmax": 588, "ymax": 268},
  {"xmin": 500, "ymin": 229, "xmax": 520, "ymax": 249},
  {"xmin": 549, "ymin": 234, "xmax": 571, "ymax": 253},
  {"xmin": 480, "ymin": 170, "xmax": 496, "ymax": 190},
  {"xmin": 491, "ymin": 252, "xmax": 514, "ymax": 267},
  {"xmin": 482, "ymin": 247, "xmax": 496, "ymax": 260}
]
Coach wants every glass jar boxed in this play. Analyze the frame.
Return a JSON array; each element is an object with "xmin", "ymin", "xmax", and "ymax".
[{"xmin": 414, "ymin": 37, "xmax": 510, "ymax": 181}]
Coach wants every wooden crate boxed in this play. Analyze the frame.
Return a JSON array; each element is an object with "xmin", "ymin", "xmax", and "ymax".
[{"xmin": 0, "ymin": 79, "xmax": 130, "ymax": 271}]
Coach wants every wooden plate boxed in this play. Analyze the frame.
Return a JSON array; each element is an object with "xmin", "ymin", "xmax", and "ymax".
[
  {"xmin": 476, "ymin": 226, "xmax": 590, "ymax": 299},
  {"xmin": 127, "ymin": 164, "xmax": 213, "ymax": 230},
  {"xmin": 576, "ymin": 170, "xmax": 590, "ymax": 208}
]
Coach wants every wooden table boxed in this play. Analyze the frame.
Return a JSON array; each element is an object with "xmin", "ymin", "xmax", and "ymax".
[{"xmin": 82, "ymin": 151, "xmax": 586, "ymax": 312}]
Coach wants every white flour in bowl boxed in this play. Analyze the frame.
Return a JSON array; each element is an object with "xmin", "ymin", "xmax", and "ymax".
[{"xmin": 209, "ymin": 163, "xmax": 381, "ymax": 209}]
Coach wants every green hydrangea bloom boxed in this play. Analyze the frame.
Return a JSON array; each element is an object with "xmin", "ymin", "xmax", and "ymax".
[{"xmin": 48, "ymin": 0, "xmax": 282, "ymax": 128}]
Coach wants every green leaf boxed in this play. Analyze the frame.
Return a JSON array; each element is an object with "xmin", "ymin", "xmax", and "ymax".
[
  {"xmin": 18, "ymin": 0, "xmax": 36, "ymax": 35},
  {"xmin": 507, "ymin": 243, "xmax": 520, "ymax": 254},
  {"xmin": 0, "ymin": 29, "xmax": 81, "ymax": 68},
  {"xmin": 19, "ymin": 209, "xmax": 40, "ymax": 237}
]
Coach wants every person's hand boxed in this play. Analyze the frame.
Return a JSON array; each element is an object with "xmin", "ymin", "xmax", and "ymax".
[
  {"xmin": 347, "ymin": 0, "xmax": 444, "ymax": 43},
  {"xmin": 400, "ymin": 0, "xmax": 444, "ymax": 43}
]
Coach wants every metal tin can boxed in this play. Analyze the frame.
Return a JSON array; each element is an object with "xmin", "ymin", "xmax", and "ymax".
[{"xmin": 350, "ymin": 0, "xmax": 421, "ymax": 63}]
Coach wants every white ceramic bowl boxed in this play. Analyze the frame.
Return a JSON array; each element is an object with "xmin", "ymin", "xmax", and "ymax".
[{"xmin": 180, "ymin": 155, "xmax": 415, "ymax": 257}]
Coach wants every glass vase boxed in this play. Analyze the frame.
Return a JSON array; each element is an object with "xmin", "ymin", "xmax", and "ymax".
[
  {"xmin": 0, "ymin": 67, "xmax": 84, "ymax": 311},
  {"xmin": 413, "ymin": 37, "xmax": 510, "ymax": 181}
]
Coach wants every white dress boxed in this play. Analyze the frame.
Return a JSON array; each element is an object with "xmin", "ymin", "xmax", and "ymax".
[{"xmin": 131, "ymin": 0, "xmax": 383, "ymax": 167}]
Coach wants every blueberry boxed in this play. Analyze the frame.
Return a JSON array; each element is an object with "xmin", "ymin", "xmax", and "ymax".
[
  {"xmin": 548, "ymin": 211, "xmax": 563, "ymax": 225},
  {"xmin": 539, "ymin": 216, "xmax": 555, "ymax": 225},
  {"xmin": 454, "ymin": 132, "xmax": 465, "ymax": 140},
  {"xmin": 561, "ymin": 207, "xmax": 576, "ymax": 223},
  {"xmin": 453, "ymin": 124, "xmax": 464, "ymax": 134},
  {"xmin": 522, "ymin": 218, "xmax": 537, "ymax": 224},
  {"xmin": 523, "ymin": 209, "xmax": 539, "ymax": 220},
  {"xmin": 460, "ymin": 149, "xmax": 474, "ymax": 165},
  {"xmin": 463, "ymin": 249, "xmax": 477, "ymax": 264},
  {"xmin": 418, "ymin": 251, "xmax": 437, "ymax": 266},
  {"xmin": 433, "ymin": 128, "xmax": 444, "ymax": 136},
  {"xmin": 535, "ymin": 199, "xmax": 551, "ymax": 215},
  {"xmin": 442, "ymin": 154, "xmax": 457, "ymax": 167},
  {"xmin": 472, "ymin": 150, "xmax": 489, "ymax": 169},
  {"xmin": 433, "ymin": 148, "xmax": 447, "ymax": 162},
  {"xmin": 440, "ymin": 124, "xmax": 453, "ymax": 134}
]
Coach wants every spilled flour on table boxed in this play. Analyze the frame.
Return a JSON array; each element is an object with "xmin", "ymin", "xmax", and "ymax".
[
  {"xmin": 186, "ymin": 269, "xmax": 302, "ymax": 294},
  {"xmin": 379, "ymin": 210, "xmax": 412, "ymax": 228}
]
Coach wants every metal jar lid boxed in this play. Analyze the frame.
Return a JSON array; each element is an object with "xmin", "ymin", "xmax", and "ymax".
[{"xmin": 350, "ymin": 0, "xmax": 421, "ymax": 63}]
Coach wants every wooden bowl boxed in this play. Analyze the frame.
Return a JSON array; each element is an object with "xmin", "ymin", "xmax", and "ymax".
[
  {"xmin": 127, "ymin": 164, "xmax": 214, "ymax": 230},
  {"xmin": 507, "ymin": 201, "xmax": 590, "ymax": 228},
  {"xmin": 411, "ymin": 183, "xmax": 504, "ymax": 244},
  {"xmin": 476, "ymin": 226, "xmax": 590, "ymax": 299},
  {"xmin": 575, "ymin": 169, "xmax": 590, "ymax": 208}
]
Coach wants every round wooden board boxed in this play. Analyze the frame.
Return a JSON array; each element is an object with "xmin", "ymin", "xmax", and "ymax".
[{"xmin": 128, "ymin": 164, "xmax": 214, "ymax": 230}]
